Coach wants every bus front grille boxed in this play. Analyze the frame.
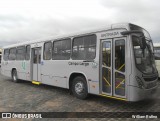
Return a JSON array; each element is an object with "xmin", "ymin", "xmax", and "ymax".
[
  {"xmin": 146, "ymin": 82, "xmax": 157, "ymax": 89},
  {"xmin": 143, "ymin": 76, "xmax": 158, "ymax": 82}
]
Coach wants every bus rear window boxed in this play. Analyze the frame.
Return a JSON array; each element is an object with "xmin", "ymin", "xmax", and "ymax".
[{"xmin": 72, "ymin": 35, "xmax": 96, "ymax": 60}]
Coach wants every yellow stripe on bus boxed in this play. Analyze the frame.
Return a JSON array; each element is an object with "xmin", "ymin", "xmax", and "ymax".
[
  {"xmin": 101, "ymin": 94, "xmax": 126, "ymax": 101},
  {"xmin": 32, "ymin": 81, "xmax": 41, "ymax": 85}
]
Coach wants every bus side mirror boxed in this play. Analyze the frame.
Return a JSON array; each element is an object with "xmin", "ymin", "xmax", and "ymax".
[{"xmin": 140, "ymin": 36, "xmax": 146, "ymax": 49}]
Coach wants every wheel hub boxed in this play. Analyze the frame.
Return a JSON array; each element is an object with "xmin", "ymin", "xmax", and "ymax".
[{"xmin": 75, "ymin": 82, "xmax": 84, "ymax": 94}]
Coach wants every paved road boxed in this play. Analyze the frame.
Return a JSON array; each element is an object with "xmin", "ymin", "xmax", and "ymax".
[{"xmin": 0, "ymin": 72, "xmax": 160, "ymax": 120}]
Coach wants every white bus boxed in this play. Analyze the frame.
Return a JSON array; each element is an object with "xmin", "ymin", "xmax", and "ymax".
[
  {"xmin": 1, "ymin": 23, "xmax": 158, "ymax": 102},
  {"xmin": 154, "ymin": 43, "xmax": 160, "ymax": 78}
]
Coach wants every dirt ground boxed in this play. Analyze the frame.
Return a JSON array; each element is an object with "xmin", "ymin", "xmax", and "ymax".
[{"xmin": 0, "ymin": 72, "xmax": 160, "ymax": 121}]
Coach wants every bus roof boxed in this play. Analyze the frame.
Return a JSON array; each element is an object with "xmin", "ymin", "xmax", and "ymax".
[{"xmin": 3, "ymin": 23, "xmax": 132, "ymax": 49}]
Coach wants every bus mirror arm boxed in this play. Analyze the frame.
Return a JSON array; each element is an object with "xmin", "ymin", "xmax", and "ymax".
[{"xmin": 140, "ymin": 36, "xmax": 146, "ymax": 50}]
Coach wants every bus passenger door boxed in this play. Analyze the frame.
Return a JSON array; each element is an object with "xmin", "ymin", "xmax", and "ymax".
[
  {"xmin": 101, "ymin": 40, "xmax": 112, "ymax": 96},
  {"xmin": 32, "ymin": 47, "xmax": 41, "ymax": 82},
  {"xmin": 101, "ymin": 38, "xmax": 126, "ymax": 99},
  {"xmin": 113, "ymin": 38, "xmax": 126, "ymax": 99}
]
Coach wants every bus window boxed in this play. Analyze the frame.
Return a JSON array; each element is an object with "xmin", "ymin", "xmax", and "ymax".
[
  {"xmin": 9, "ymin": 48, "xmax": 16, "ymax": 60},
  {"xmin": 102, "ymin": 41, "xmax": 111, "ymax": 94},
  {"xmin": 72, "ymin": 35, "xmax": 96, "ymax": 60},
  {"xmin": 0, "ymin": 54, "xmax": 1, "ymax": 64},
  {"xmin": 102, "ymin": 42, "xmax": 111, "ymax": 67},
  {"xmin": 52, "ymin": 39, "xmax": 71, "ymax": 60},
  {"xmin": 16, "ymin": 46, "xmax": 25, "ymax": 60},
  {"xmin": 44, "ymin": 42, "xmax": 52, "ymax": 60},
  {"xmin": 0, "ymin": 50, "xmax": 2, "ymax": 65},
  {"xmin": 33, "ymin": 48, "xmax": 41, "ymax": 63},
  {"xmin": 115, "ymin": 39, "xmax": 125, "ymax": 96},
  {"xmin": 3, "ymin": 49, "xmax": 9, "ymax": 61},
  {"xmin": 115, "ymin": 40, "xmax": 125, "ymax": 72},
  {"xmin": 26, "ymin": 45, "xmax": 30, "ymax": 60},
  {"xmin": 154, "ymin": 47, "xmax": 160, "ymax": 60}
]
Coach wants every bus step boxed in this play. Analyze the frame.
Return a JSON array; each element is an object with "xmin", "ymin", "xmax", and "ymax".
[{"xmin": 32, "ymin": 80, "xmax": 41, "ymax": 85}]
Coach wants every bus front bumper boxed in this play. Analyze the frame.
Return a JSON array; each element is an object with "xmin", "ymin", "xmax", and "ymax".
[{"xmin": 128, "ymin": 85, "xmax": 158, "ymax": 102}]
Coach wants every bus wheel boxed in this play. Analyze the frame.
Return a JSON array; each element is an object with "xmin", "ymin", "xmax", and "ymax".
[
  {"xmin": 12, "ymin": 70, "xmax": 19, "ymax": 83},
  {"xmin": 72, "ymin": 76, "xmax": 88, "ymax": 99}
]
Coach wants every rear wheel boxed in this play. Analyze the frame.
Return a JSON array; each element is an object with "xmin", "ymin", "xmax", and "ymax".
[
  {"xmin": 72, "ymin": 76, "xmax": 88, "ymax": 99},
  {"xmin": 12, "ymin": 70, "xmax": 19, "ymax": 83}
]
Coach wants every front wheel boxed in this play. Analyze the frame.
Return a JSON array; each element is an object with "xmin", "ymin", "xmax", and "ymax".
[
  {"xmin": 12, "ymin": 70, "xmax": 19, "ymax": 83},
  {"xmin": 72, "ymin": 76, "xmax": 88, "ymax": 99}
]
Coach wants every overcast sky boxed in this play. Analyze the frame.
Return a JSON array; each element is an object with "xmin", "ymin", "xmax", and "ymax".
[{"xmin": 0, "ymin": 0, "xmax": 160, "ymax": 47}]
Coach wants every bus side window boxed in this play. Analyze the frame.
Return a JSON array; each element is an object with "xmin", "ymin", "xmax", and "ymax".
[
  {"xmin": 9, "ymin": 48, "xmax": 16, "ymax": 60},
  {"xmin": 4, "ymin": 49, "xmax": 9, "ymax": 61},
  {"xmin": 17, "ymin": 46, "xmax": 25, "ymax": 60},
  {"xmin": 72, "ymin": 35, "xmax": 96, "ymax": 60},
  {"xmin": 44, "ymin": 42, "xmax": 52, "ymax": 60},
  {"xmin": 26, "ymin": 45, "xmax": 30, "ymax": 60},
  {"xmin": 52, "ymin": 39, "xmax": 71, "ymax": 60}
]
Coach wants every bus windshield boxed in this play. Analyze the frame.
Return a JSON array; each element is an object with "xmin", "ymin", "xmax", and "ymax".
[{"xmin": 132, "ymin": 36, "xmax": 156, "ymax": 74}]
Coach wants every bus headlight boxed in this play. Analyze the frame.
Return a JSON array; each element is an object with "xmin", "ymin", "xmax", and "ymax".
[{"xmin": 136, "ymin": 76, "xmax": 144, "ymax": 89}]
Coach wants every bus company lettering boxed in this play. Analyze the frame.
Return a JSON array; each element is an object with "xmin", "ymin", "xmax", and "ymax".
[
  {"xmin": 101, "ymin": 32, "xmax": 119, "ymax": 38},
  {"xmin": 68, "ymin": 62, "xmax": 89, "ymax": 66}
]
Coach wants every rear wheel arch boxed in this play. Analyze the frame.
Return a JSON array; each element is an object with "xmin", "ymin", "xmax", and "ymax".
[
  {"xmin": 69, "ymin": 72, "xmax": 89, "ymax": 99},
  {"xmin": 11, "ymin": 68, "xmax": 19, "ymax": 83},
  {"xmin": 11, "ymin": 68, "xmax": 17, "ymax": 77},
  {"xmin": 69, "ymin": 72, "xmax": 88, "ymax": 91}
]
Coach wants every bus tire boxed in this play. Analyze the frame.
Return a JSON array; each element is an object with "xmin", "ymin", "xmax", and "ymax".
[
  {"xmin": 12, "ymin": 70, "xmax": 19, "ymax": 83},
  {"xmin": 72, "ymin": 76, "xmax": 88, "ymax": 99}
]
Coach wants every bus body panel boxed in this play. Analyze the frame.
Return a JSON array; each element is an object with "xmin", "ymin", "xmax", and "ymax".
[
  {"xmin": 41, "ymin": 57, "xmax": 100, "ymax": 94},
  {"xmin": 128, "ymin": 85, "xmax": 157, "ymax": 101}
]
